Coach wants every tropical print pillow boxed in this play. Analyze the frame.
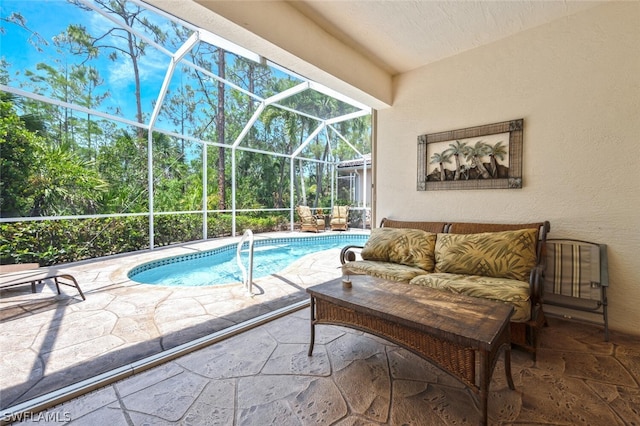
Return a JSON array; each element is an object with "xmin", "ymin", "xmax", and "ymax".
[
  {"xmin": 360, "ymin": 227, "xmax": 436, "ymax": 271},
  {"xmin": 434, "ymin": 228, "xmax": 538, "ymax": 282}
]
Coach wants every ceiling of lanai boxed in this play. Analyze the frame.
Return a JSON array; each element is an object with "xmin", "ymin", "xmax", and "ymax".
[
  {"xmin": 146, "ymin": 0, "xmax": 605, "ymax": 107},
  {"xmin": 286, "ymin": 0, "xmax": 605, "ymax": 75}
]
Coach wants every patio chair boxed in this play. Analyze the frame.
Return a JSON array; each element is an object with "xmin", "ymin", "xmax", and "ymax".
[
  {"xmin": 0, "ymin": 263, "xmax": 40, "ymax": 293},
  {"xmin": 542, "ymin": 239, "xmax": 609, "ymax": 340},
  {"xmin": 330, "ymin": 205, "xmax": 349, "ymax": 231},
  {"xmin": 296, "ymin": 205, "xmax": 325, "ymax": 233},
  {"xmin": 0, "ymin": 266, "xmax": 86, "ymax": 300}
]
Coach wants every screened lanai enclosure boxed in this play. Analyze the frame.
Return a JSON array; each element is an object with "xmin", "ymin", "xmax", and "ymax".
[{"xmin": 0, "ymin": 0, "xmax": 371, "ymax": 264}]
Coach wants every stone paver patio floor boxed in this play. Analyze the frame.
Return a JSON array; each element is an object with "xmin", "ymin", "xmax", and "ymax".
[
  {"xmin": 6, "ymin": 310, "xmax": 640, "ymax": 425},
  {"xmin": 1, "ymin": 231, "xmax": 364, "ymax": 413},
  {"xmin": 2, "ymin": 230, "xmax": 640, "ymax": 425}
]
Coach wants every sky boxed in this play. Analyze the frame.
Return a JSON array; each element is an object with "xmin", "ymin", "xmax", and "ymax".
[
  {"xmin": 1, "ymin": 1, "xmax": 81, "ymax": 67},
  {"xmin": 0, "ymin": 0, "xmax": 368, "ymax": 158},
  {"xmin": 1, "ymin": 0, "xmax": 179, "ymax": 122},
  {"xmin": 0, "ymin": 1, "xmax": 314, "ymax": 127}
]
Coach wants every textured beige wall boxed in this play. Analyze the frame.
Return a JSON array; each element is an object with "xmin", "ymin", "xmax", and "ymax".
[{"xmin": 377, "ymin": 2, "xmax": 640, "ymax": 335}]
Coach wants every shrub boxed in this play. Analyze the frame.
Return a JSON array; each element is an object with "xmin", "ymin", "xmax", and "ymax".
[{"xmin": 1, "ymin": 211, "xmax": 291, "ymax": 266}]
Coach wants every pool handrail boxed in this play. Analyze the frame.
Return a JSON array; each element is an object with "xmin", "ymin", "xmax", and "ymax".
[{"xmin": 236, "ymin": 229, "xmax": 254, "ymax": 294}]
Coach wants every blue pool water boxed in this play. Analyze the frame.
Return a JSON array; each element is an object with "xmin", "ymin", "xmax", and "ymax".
[{"xmin": 128, "ymin": 233, "xmax": 369, "ymax": 287}]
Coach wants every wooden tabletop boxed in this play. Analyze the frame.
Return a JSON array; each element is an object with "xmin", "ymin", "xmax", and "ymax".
[{"xmin": 308, "ymin": 275, "xmax": 513, "ymax": 350}]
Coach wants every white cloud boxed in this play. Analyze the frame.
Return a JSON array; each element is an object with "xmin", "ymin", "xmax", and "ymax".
[
  {"xmin": 85, "ymin": 7, "xmax": 172, "ymax": 89},
  {"xmin": 107, "ymin": 48, "xmax": 170, "ymax": 89}
]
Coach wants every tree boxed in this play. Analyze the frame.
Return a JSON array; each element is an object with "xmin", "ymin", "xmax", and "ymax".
[
  {"xmin": 150, "ymin": 131, "xmax": 189, "ymax": 211},
  {"xmin": 23, "ymin": 62, "xmax": 77, "ymax": 146},
  {"xmin": 68, "ymin": 66, "xmax": 109, "ymax": 159},
  {"xmin": 186, "ymin": 42, "xmax": 232, "ymax": 211},
  {"xmin": 0, "ymin": 96, "xmax": 38, "ymax": 216},
  {"xmin": 0, "ymin": 58, "xmax": 10, "ymax": 85},
  {"xmin": 487, "ymin": 141, "xmax": 508, "ymax": 177},
  {"xmin": 61, "ymin": 0, "xmax": 167, "ymax": 138},
  {"xmin": 0, "ymin": 12, "xmax": 48, "ymax": 52},
  {"xmin": 216, "ymin": 49, "xmax": 226, "ymax": 210},
  {"xmin": 313, "ymin": 136, "xmax": 331, "ymax": 208},
  {"xmin": 22, "ymin": 62, "xmax": 108, "ymax": 154},
  {"xmin": 282, "ymin": 89, "xmax": 339, "ymax": 208},
  {"xmin": 430, "ymin": 151, "xmax": 452, "ymax": 181},
  {"xmin": 261, "ymin": 105, "xmax": 298, "ymax": 208},
  {"xmin": 463, "ymin": 141, "xmax": 491, "ymax": 179},
  {"xmin": 97, "ymin": 131, "xmax": 148, "ymax": 213},
  {"xmin": 445, "ymin": 140, "xmax": 468, "ymax": 181},
  {"xmin": 1, "ymin": 94, "xmax": 108, "ymax": 217},
  {"xmin": 333, "ymin": 114, "xmax": 371, "ymax": 161},
  {"xmin": 159, "ymin": 76, "xmax": 198, "ymax": 159},
  {"xmin": 27, "ymin": 144, "xmax": 108, "ymax": 216}
]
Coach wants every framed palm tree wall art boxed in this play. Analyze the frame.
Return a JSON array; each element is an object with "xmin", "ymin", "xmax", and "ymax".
[{"xmin": 417, "ymin": 119, "xmax": 523, "ymax": 191}]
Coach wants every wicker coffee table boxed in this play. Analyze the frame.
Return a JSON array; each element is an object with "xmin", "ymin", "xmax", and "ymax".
[{"xmin": 307, "ymin": 275, "xmax": 515, "ymax": 425}]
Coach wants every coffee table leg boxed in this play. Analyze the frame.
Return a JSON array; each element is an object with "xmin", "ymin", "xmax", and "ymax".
[
  {"xmin": 505, "ymin": 347, "xmax": 515, "ymax": 390},
  {"xmin": 479, "ymin": 351, "xmax": 489, "ymax": 426},
  {"xmin": 308, "ymin": 296, "xmax": 315, "ymax": 356}
]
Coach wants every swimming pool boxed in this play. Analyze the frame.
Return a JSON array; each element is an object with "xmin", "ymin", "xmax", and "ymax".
[{"xmin": 128, "ymin": 233, "xmax": 369, "ymax": 287}]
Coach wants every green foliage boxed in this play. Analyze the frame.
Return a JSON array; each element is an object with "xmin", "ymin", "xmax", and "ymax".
[
  {"xmin": 0, "ymin": 213, "xmax": 290, "ymax": 266},
  {"xmin": 1, "ymin": 0, "xmax": 370, "ymax": 265},
  {"xmin": 97, "ymin": 131, "xmax": 148, "ymax": 213},
  {"xmin": 154, "ymin": 214, "xmax": 202, "ymax": 246},
  {"xmin": 0, "ymin": 217, "xmax": 149, "ymax": 266},
  {"xmin": 1, "ymin": 5, "xmax": 371, "ymax": 218},
  {"xmin": 234, "ymin": 212, "xmax": 289, "ymax": 234},
  {"xmin": 27, "ymin": 143, "xmax": 108, "ymax": 216},
  {"xmin": 0, "ymin": 96, "xmax": 39, "ymax": 216},
  {"xmin": 207, "ymin": 214, "xmax": 233, "ymax": 238}
]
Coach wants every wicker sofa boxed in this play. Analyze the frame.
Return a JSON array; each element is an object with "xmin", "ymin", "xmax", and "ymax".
[{"xmin": 340, "ymin": 218, "xmax": 551, "ymax": 358}]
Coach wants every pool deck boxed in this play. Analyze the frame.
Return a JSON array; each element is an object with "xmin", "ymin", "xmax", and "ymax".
[
  {"xmin": 2, "ymin": 229, "xmax": 639, "ymax": 425},
  {"xmin": 1, "ymin": 230, "xmax": 369, "ymax": 413}
]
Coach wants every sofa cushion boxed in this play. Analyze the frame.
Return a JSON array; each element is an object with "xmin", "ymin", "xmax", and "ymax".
[
  {"xmin": 342, "ymin": 261, "xmax": 428, "ymax": 283},
  {"xmin": 360, "ymin": 227, "xmax": 437, "ymax": 272},
  {"xmin": 410, "ymin": 273, "xmax": 531, "ymax": 322},
  {"xmin": 434, "ymin": 228, "xmax": 538, "ymax": 282}
]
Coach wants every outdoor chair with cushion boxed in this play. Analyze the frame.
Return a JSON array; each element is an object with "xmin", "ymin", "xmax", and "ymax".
[
  {"xmin": 542, "ymin": 239, "xmax": 609, "ymax": 340},
  {"xmin": 330, "ymin": 205, "xmax": 349, "ymax": 231},
  {"xmin": 296, "ymin": 205, "xmax": 325, "ymax": 233}
]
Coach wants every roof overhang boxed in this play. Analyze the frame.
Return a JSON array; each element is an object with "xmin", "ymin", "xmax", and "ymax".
[{"xmin": 143, "ymin": 0, "xmax": 393, "ymax": 110}]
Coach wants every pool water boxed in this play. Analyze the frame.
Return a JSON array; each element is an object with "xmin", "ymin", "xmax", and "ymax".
[{"xmin": 128, "ymin": 233, "xmax": 369, "ymax": 287}]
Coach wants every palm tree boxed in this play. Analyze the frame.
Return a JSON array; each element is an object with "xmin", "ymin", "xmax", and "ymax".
[
  {"xmin": 462, "ymin": 141, "xmax": 491, "ymax": 179},
  {"xmin": 487, "ymin": 141, "xmax": 508, "ymax": 177},
  {"xmin": 460, "ymin": 164, "xmax": 471, "ymax": 180},
  {"xmin": 430, "ymin": 151, "xmax": 452, "ymax": 181},
  {"xmin": 444, "ymin": 140, "xmax": 467, "ymax": 180}
]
